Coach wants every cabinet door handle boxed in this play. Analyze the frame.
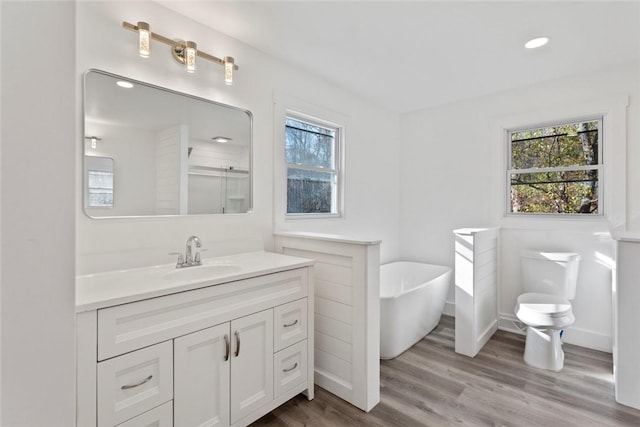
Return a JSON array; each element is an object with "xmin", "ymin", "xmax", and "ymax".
[
  {"xmin": 234, "ymin": 330, "xmax": 240, "ymax": 357},
  {"xmin": 121, "ymin": 375, "xmax": 153, "ymax": 390},
  {"xmin": 283, "ymin": 362, "xmax": 298, "ymax": 373},
  {"xmin": 223, "ymin": 334, "xmax": 230, "ymax": 361},
  {"xmin": 283, "ymin": 319, "xmax": 298, "ymax": 328}
]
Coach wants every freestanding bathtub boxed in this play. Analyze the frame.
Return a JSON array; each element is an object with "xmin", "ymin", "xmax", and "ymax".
[{"xmin": 380, "ymin": 261, "xmax": 452, "ymax": 359}]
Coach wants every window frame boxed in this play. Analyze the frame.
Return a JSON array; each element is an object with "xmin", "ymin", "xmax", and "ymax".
[
  {"xmin": 284, "ymin": 111, "xmax": 344, "ymax": 219},
  {"xmin": 505, "ymin": 116, "xmax": 604, "ymax": 218}
]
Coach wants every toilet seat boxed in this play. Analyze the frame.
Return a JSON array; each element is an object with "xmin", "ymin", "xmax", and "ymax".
[{"xmin": 515, "ymin": 292, "xmax": 575, "ymax": 329}]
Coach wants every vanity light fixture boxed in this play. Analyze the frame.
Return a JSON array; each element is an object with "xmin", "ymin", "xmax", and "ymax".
[
  {"xmin": 224, "ymin": 57, "xmax": 234, "ymax": 85},
  {"xmin": 137, "ymin": 21, "xmax": 151, "ymax": 58},
  {"xmin": 122, "ymin": 21, "xmax": 239, "ymax": 84},
  {"xmin": 85, "ymin": 136, "xmax": 102, "ymax": 149}
]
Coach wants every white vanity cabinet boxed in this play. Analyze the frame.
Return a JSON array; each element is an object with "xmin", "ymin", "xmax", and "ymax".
[{"xmin": 76, "ymin": 253, "xmax": 314, "ymax": 427}]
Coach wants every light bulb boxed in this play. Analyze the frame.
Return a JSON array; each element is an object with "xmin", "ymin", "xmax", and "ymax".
[
  {"xmin": 137, "ymin": 22, "xmax": 151, "ymax": 58},
  {"xmin": 185, "ymin": 41, "xmax": 197, "ymax": 73},
  {"xmin": 224, "ymin": 56, "xmax": 234, "ymax": 85}
]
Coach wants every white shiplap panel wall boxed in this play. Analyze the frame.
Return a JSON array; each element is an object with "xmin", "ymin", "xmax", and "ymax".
[
  {"xmin": 155, "ymin": 126, "xmax": 188, "ymax": 215},
  {"xmin": 274, "ymin": 233, "xmax": 380, "ymax": 412},
  {"xmin": 454, "ymin": 227, "xmax": 499, "ymax": 357}
]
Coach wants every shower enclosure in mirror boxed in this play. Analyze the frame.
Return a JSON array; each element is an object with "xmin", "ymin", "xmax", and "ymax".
[{"xmin": 83, "ymin": 69, "xmax": 252, "ymax": 218}]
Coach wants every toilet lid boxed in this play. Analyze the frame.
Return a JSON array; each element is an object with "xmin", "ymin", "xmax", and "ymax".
[{"xmin": 515, "ymin": 293, "xmax": 575, "ymax": 328}]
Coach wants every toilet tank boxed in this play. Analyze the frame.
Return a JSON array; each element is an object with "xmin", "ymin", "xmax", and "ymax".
[{"xmin": 521, "ymin": 251, "xmax": 581, "ymax": 299}]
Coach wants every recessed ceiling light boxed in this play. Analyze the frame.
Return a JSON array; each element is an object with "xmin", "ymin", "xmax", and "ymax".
[
  {"xmin": 116, "ymin": 80, "xmax": 134, "ymax": 88},
  {"xmin": 212, "ymin": 136, "xmax": 231, "ymax": 143},
  {"xmin": 525, "ymin": 37, "xmax": 550, "ymax": 49}
]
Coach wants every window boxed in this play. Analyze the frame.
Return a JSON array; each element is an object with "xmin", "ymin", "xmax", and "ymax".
[
  {"xmin": 87, "ymin": 170, "xmax": 114, "ymax": 208},
  {"xmin": 285, "ymin": 114, "xmax": 341, "ymax": 216},
  {"xmin": 85, "ymin": 156, "xmax": 114, "ymax": 209},
  {"xmin": 507, "ymin": 118, "xmax": 602, "ymax": 215}
]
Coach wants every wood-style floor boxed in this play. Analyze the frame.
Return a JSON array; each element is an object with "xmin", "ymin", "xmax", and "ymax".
[{"xmin": 251, "ymin": 315, "xmax": 640, "ymax": 427}]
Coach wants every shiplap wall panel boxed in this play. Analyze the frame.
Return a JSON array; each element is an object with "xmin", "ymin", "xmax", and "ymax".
[
  {"xmin": 315, "ymin": 314, "xmax": 352, "ymax": 343},
  {"xmin": 454, "ymin": 227, "xmax": 499, "ymax": 358},
  {"xmin": 275, "ymin": 233, "xmax": 380, "ymax": 412},
  {"xmin": 315, "ymin": 280, "xmax": 352, "ymax": 305},
  {"xmin": 155, "ymin": 126, "xmax": 187, "ymax": 214}
]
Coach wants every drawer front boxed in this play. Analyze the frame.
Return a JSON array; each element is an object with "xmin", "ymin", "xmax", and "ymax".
[
  {"xmin": 98, "ymin": 341, "xmax": 173, "ymax": 427},
  {"xmin": 274, "ymin": 340, "xmax": 308, "ymax": 398},
  {"xmin": 274, "ymin": 298, "xmax": 308, "ymax": 352},
  {"xmin": 98, "ymin": 268, "xmax": 308, "ymax": 360},
  {"xmin": 116, "ymin": 401, "xmax": 173, "ymax": 427}
]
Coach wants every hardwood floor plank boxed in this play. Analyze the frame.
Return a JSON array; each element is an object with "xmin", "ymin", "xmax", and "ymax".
[{"xmin": 251, "ymin": 316, "xmax": 640, "ymax": 426}]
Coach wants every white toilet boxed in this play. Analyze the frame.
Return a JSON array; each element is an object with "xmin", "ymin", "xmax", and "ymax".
[{"xmin": 514, "ymin": 251, "xmax": 581, "ymax": 371}]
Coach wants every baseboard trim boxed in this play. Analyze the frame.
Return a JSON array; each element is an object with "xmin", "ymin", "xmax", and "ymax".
[
  {"xmin": 498, "ymin": 313, "xmax": 612, "ymax": 353},
  {"xmin": 443, "ymin": 300, "xmax": 455, "ymax": 317}
]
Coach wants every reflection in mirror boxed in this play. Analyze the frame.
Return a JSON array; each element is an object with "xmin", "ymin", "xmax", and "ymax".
[
  {"xmin": 83, "ymin": 69, "xmax": 252, "ymax": 218},
  {"xmin": 85, "ymin": 156, "xmax": 114, "ymax": 210}
]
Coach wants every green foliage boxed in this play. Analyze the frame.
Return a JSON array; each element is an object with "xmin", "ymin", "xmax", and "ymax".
[{"xmin": 510, "ymin": 120, "xmax": 599, "ymax": 214}]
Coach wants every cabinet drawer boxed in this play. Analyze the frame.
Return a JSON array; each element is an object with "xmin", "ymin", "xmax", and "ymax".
[
  {"xmin": 274, "ymin": 340, "xmax": 308, "ymax": 398},
  {"xmin": 98, "ymin": 269, "xmax": 308, "ymax": 360},
  {"xmin": 274, "ymin": 298, "xmax": 308, "ymax": 352},
  {"xmin": 116, "ymin": 401, "xmax": 173, "ymax": 427},
  {"xmin": 98, "ymin": 267, "xmax": 308, "ymax": 360},
  {"xmin": 98, "ymin": 341, "xmax": 173, "ymax": 427}
]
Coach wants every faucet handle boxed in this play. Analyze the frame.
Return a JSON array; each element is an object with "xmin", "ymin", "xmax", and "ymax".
[
  {"xmin": 168, "ymin": 252, "xmax": 184, "ymax": 267},
  {"xmin": 193, "ymin": 248, "xmax": 208, "ymax": 265}
]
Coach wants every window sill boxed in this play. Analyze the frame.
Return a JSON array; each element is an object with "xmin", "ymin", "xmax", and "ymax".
[
  {"xmin": 499, "ymin": 213, "xmax": 613, "ymax": 233},
  {"xmin": 285, "ymin": 213, "xmax": 343, "ymax": 221}
]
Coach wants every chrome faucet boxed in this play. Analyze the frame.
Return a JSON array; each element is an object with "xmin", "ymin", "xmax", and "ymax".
[
  {"xmin": 171, "ymin": 235, "xmax": 203, "ymax": 268},
  {"xmin": 185, "ymin": 235, "xmax": 201, "ymax": 265}
]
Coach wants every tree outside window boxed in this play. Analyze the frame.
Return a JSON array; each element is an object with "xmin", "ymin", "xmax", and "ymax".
[
  {"xmin": 285, "ymin": 116, "xmax": 341, "ymax": 216},
  {"xmin": 508, "ymin": 119, "xmax": 601, "ymax": 215}
]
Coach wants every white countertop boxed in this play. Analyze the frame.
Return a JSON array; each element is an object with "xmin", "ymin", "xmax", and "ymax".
[
  {"xmin": 275, "ymin": 231, "xmax": 381, "ymax": 246},
  {"xmin": 610, "ymin": 226, "xmax": 640, "ymax": 242},
  {"xmin": 76, "ymin": 251, "xmax": 313, "ymax": 312}
]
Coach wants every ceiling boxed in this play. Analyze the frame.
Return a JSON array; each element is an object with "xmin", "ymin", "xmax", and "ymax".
[{"xmin": 159, "ymin": 1, "xmax": 640, "ymax": 113}]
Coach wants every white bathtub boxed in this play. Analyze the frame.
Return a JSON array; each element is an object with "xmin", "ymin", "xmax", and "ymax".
[{"xmin": 380, "ymin": 261, "xmax": 452, "ymax": 359}]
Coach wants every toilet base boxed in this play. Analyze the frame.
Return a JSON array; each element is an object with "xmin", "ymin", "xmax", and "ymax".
[{"xmin": 523, "ymin": 327, "xmax": 565, "ymax": 371}]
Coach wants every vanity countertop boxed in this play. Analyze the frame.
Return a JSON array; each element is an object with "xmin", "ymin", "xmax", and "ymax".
[
  {"xmin": 76, "ymin": 250, "xmax": 313, "ymax": 312},
  {"xmin": 610, "ymin": 227, "xmax": 640, "ymax": 242}
]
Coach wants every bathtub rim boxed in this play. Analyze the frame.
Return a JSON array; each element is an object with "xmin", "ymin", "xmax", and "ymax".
[{"xmin": 380, "ymin": 261, "xmax": 452, "ymax": 300}]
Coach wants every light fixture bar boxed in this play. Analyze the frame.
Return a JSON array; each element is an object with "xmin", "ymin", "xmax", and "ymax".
[{"xmin": 122, "ymin": 21, "xmax": 240, "ymax": 77}]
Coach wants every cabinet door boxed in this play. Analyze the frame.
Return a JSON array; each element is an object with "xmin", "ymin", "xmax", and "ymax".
[
  {"xmin": 230, "ymin": 309, "xmax": 274, "ymax": 424},
  {"xmin": 174, "ymin": 323, "xmax": 231, "ymax": 427}
]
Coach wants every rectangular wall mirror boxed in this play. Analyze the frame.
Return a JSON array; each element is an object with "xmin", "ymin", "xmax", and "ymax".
[{"xmin": 83, "ymin": 69, "xmax": 252, "ymax": 218}]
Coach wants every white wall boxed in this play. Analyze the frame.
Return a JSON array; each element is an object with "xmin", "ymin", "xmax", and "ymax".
[
  {"xmin": 400, "ymin": 63, "xmax": 640, "ymax": 352},
  {"xmin": 76, "ymin": 1, "xmax": 401, "ymax": 274},
  {"xmin": 1, "ymin": 2, "xmax": 76, "ymax": 426}
]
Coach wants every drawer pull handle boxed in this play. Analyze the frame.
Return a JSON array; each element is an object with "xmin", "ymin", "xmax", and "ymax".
[
  {"xmin": 283, "ymin": 362, "xmax": 298, "ymax": 373},
  {"xmin": 234, "ymin": 330, "xmax": 240, "ymax": 357},
  {"xmin": 224, "ymin": 334, "xmax": 230, "ymax": 361},
  {"xmin": 121, "ymin": 375, "xmax": 153, "ymax": 390},
  {"xmin": 283, "ymin": 319, "xmax": 299, "ymax": 328}
]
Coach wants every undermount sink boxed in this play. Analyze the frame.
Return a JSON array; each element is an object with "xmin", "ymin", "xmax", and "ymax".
[{"xmin": 163, "ymin": 264, "xmax": 242, "ymax": 281}]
